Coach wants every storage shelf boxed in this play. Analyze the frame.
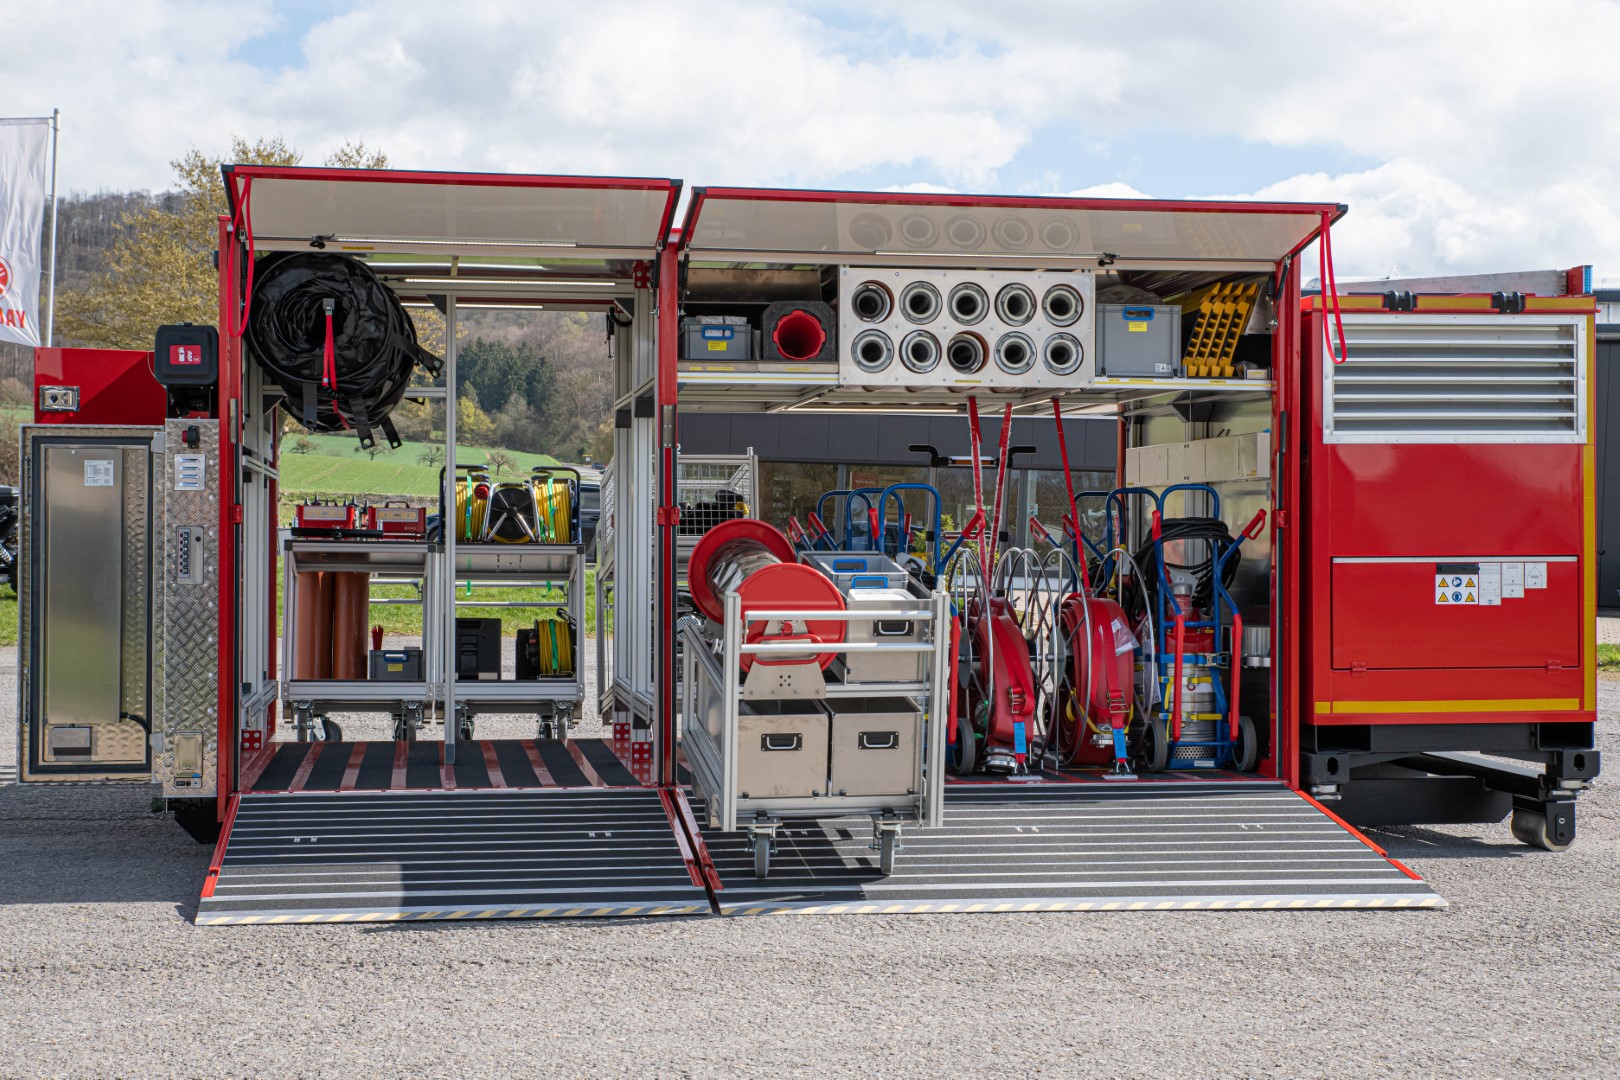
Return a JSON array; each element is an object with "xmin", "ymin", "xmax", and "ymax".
[
  {"xmin": 449, "ymin": 543, "xmax": 582, "ymax": 577},
  {"xmin": 282, "ymin": 679, "xmax": 431, "ymax": 707},
  {"xmin": 456, "ymin": 679, "xmax": 584, "ymax": 709},
  {"xmin": 284, "ymin": 539, "xmax": 435, "ymax": 574}
]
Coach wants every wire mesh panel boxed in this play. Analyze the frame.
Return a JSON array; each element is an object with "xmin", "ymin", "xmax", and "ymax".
[{"xmin": 676, "ymin": 454, "xmax": 757, "ymax": 537}]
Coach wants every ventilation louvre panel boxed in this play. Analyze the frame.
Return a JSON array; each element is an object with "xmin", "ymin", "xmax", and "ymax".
[{"xmin": 1324, "ymin": 315, "xmax": 1586, "ymax": 444}]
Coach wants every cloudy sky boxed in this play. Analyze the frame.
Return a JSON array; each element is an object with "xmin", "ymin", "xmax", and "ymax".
[{"xmin": 10, "ymin": 0, "xmax": 1618, "ymax": 282}]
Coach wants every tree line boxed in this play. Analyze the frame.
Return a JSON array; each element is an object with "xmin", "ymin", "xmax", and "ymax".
[{"xmin": 2, "ymin": 135, "xmax": 615, "ymax": 468}]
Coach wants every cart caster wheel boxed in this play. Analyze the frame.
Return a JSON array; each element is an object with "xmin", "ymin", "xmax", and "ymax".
[
  {"xmin": 314, "ymin": 718, "xmax": 343, "ymax": 742},
  {"xmin": 392, "ymin": 716, "xmax": 417, "ymax": 741},
  {"xmin": 1511, "ymin": 807, "xmax": 1574, "ymax": 852},
  {"xmin": 1231, "ymin": 715, "xmax": 1259, "ymax": 773},
  {"xmin": 752, "ymin": 839, "xmax": 771, "ymax": 879},
  {"xmin": 878, "ymin": 830, "xmax": 898, "ymax": 876},
  {"xmin": 1139, "ymin": 715, "xmax": 1169, "ymax": 773},
  {"xmin": 459, "ymin": 720, "xmax": 475, "ymax": 743}
]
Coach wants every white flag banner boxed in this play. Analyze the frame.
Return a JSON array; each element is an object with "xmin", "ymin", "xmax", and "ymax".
[{"xmin": 0, "ymin": 118, "xmax": 52, "ymax": 347}]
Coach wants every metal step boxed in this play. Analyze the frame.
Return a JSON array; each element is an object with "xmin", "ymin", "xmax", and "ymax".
[
  {"xmin": 196, "ymin": 789, "xmax": 713, "ymax": 924},
  {"xmin": 700, "ymin": 781, "xmax": 1443, "ymax": 915}
]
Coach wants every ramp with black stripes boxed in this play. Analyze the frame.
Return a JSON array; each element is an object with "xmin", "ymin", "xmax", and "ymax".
[
  {"xmin": 196, "ymin": 789, "xmax": 712, "ymax": 924},
  {"xmin": 700, "ymin": 782, "xmax": 1442, "ymax": 915}
]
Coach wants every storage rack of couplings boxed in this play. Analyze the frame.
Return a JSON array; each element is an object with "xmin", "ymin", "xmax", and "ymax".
[
  {"xmin": 449, "ymin": 466, "xmax": 587, "ymax": 742},
  {"xmin": 281, "ymin": 537, "xmax": 446, "ymax": 742}
]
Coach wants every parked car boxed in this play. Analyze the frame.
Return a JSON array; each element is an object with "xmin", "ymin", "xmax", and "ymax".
[
  {"xmin": 579, "ymin": 480, "xmax": 601, "ymax": 559},
  {"xmin": 0, "ymin": 485, "xmax": 17, "ymax": 593}
]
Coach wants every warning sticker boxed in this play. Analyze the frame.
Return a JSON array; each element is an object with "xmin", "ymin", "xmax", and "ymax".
[
  {"xmin": 1502, "ymin": 562, "xmax": 1525, "ymax": 599},
  {"xmin": 1526, "ymin": 562, "xmax": 1548, "ymax": 589},
  {"xmin": 83, "ymin": 459, "xmax": 114, "ymax": 487},
  {"xmin": 1435, "ymin": 563, "xmax": 1480, "ymax": 606},
  {"xmin": 1479, "ymin": 563, "xmax": 1502, "ymax": 606}
]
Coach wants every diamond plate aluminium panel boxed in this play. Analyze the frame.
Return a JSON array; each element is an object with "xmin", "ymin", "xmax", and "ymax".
[
  {"xmin": 16, "ymin": 426, "xmax": 155, "ymax": 783},
  {"xmin": 153, "ymin": 419, "xmax": 222, "ymax": 798}
]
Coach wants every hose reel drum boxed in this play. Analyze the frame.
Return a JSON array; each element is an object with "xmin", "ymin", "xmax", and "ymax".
[{"xmin": 687, "ymin": 519, "xmax": 846, "ymax": 672}]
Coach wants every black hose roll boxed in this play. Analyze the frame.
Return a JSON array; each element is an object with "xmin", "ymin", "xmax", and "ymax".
[
  {"xmin": 1129, "ymin": 516, "xmax": 1240, "ymax": 622},
  {"xmin": 245, "ymin": 252, "xmax": 442, "ymax": 448}
]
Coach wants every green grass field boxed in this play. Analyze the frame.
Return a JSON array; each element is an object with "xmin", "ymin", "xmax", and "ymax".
[{"xmin": 279, "ymin": 434, "xmax": 560, "ymax": 500}]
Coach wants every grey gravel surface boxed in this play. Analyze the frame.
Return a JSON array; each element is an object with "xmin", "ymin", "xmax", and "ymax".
[{"xmin": 1, "ymin": 644, "xmax": 1616, "ymax": 1078}]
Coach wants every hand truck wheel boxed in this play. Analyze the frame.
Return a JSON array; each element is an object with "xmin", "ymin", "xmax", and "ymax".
[
  {"xmin": 1232, "ymin": 714, "xmax": 1259, "ymax": 773},
  {"xmin": 951, "ymin": 713, "xmax": 978, "ymax": 775},
  {"xmin": 1139, "ymin": 715, "xmax": 1169, "ymax": 773}
]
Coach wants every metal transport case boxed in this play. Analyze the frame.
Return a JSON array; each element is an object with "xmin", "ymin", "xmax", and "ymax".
[
  {"xmin": 736, "ymin": 699, "xmax": 830, "ymax": 798},
  {"xmin": 828, "ymin": 696, "xmax": 922, "ymax": 797}
]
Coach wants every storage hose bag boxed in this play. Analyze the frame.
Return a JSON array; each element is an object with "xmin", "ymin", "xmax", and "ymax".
[{"xmin": 245, "ymin": 252, "xmax": 442, "ymax": 448}]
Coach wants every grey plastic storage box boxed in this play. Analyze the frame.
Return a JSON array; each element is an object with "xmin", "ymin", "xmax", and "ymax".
[
  {"xmin": 681, "ymin": 315, "xmax": 753, "ymax": 360},
  {"xmin": 369, "ymin": 648, "xmax": 423, "ymax": 681},
  {"xmin": 1097, "ymin": 303, "xmax": 1182, "ymax": 378}
]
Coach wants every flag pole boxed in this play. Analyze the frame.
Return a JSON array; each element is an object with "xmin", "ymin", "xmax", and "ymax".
[{"xmin": 43, "ymin": 108, "xmax": 59, "ymax": 346}]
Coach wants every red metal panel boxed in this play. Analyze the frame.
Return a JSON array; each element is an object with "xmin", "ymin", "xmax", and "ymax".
[
  {"xmin": 1301, "ymin": 302, "xmax": 1595, "ymax": 729},
  {"xmin": 32, "ymin": 348, "xmax": 166, "ymax": 426},
  {"xmin": 216, "ymin": 215, "xmax": 239, "ymax": 812},
  {"xmin": 1329, "ymin": 560, "xmax": 1579, "ymax": 669},
  {"xmin": 1325, "ymin": 444, "xmax": 1582, "ymax": 556}
]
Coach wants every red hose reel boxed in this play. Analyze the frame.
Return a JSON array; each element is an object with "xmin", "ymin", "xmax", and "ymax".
[{"xmin": 687, "ymin": 518, "xmax": 846, "ymax": 670}]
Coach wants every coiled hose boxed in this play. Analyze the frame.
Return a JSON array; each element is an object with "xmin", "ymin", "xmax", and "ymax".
[
  {"xmin": 1128, "ymin": 517, "xmax": 1240, "ymax": 622},
  {"xmin": 245, "ymin": 252, "xmax": 441, "ymax": 449}
]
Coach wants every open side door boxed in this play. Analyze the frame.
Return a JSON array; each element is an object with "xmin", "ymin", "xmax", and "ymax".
[
  {"xmin": 224, "ymin": 165, "xmax": 681, "ymax": 261},
  {"xmin": 680, "ymin": 187, "xmax": 1342, "ymax": 271}
]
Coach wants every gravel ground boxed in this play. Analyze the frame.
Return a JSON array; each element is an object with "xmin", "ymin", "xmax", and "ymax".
[{"xmin": 1, "ymin": 644, "xmax": 1616, "ymax": 1078}]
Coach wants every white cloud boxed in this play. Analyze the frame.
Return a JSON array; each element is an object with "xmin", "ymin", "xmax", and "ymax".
[{"xmin": 6, "ymin": 0, "xmax": 1619, "ymax": 279}]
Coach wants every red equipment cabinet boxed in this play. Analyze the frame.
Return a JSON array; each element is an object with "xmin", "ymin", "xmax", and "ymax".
[
  {"xmin": 1295, "ymin": 293, "xmax": 1601, "ymax": 847},
  {"xmin": 32, "ymin": 348, "xmax": 167, "ymax": 426}
]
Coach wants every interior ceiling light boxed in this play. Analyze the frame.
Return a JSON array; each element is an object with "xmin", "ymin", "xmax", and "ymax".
[
  {"xmin": 400, "ymin": 276, "xmax": 617, "ymax": 287},
  {"xmin": 331, "ymin": 236, "xmax": 578, "ymax": 248},
  {"xmin": 872, "ymin": 249, "xmax": 1100, "ymax": 261}
]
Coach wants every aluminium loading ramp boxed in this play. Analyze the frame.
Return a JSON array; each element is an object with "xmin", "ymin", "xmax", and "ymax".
[
  {"xmin": 699, "ymin": 781, "xmax": 1443, "ymax": 915},
  {"xmin": 196, "ymin": 789, "xmax": 713, "ymax": 924}
]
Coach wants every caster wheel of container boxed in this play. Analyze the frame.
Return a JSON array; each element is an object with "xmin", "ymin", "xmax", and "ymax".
[
  {"xmin": 1510, "ymin": 808, "xmax": 1573, "ymax": 852},
  {"xmin": 315, "ymin": 718, "xmax": 343, "ymax": 742},
  {"xmin": 459, "ymin": 721, "xmax": 475, "ymax": 743},
  {"xmin": 392, "ymin": 716, "xmax": 417, "ymax": 741},
  {"xmin": 878, "ymin": 830, "xmax": 898, "ymax": 876},
  {"xmin": 753, "ymin": 840, "xmax": 771, "ymax": 879},
  {"xmin": 1139, "ymin": 716, "xmax": 1169, "ymax": 773},
  {"xmin": 1232, "ymin": 715, "xmax": 1259, "ymax": 773}
]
